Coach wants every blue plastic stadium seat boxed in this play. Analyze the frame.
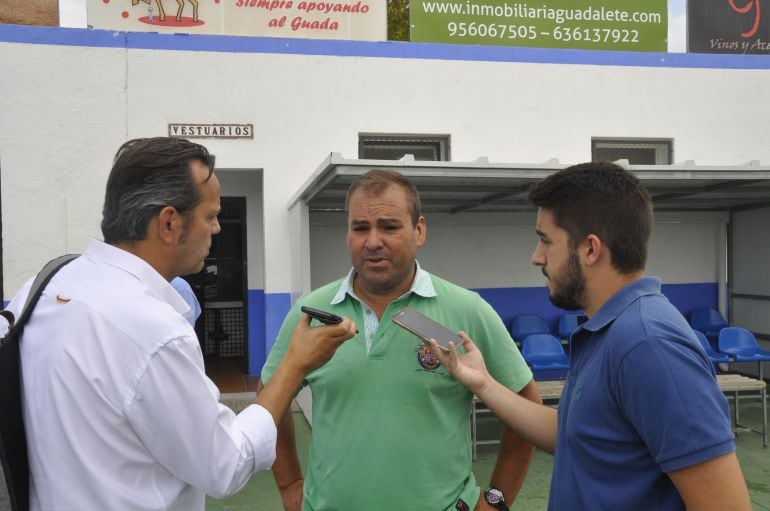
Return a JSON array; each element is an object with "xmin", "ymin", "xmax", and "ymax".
[
  {"xmin": 521, "ymin": 334, "xmax": 569, "ymax": 381},
  {"xmin": 557, "ymin": 313, "xmax": 582, "ymax": 340},
  {"xmin": 511, "ymin": 314, "xmax": 550, "ymax": 343},
  {"xmin": 718, "ymin": 327, "xmax": 770, "ymax": 381},
  {"xmin": 693, "ymin": 329, "xmax": 729, "ymax": 367},
  {"xmin": 690, "ymin": 308, "xmax": 728, "ymax": 343}
]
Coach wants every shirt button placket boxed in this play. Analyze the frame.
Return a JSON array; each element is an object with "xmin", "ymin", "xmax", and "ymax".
[{"xmin": 365, "ymin": 309, "xmax": 374, "ymax": 352}]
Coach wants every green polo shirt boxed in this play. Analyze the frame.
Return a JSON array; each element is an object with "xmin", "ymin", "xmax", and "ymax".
[{"xmin": 262, "ymin": 267, "xmax": 532, "ymax": 511}]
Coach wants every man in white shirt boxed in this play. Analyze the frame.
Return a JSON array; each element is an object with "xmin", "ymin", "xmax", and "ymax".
[{"xmin": 6, "ymin": 137, "xmax": 356, "ymax": 511}]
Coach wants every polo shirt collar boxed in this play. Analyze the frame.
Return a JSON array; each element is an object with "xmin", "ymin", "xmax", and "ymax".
[
  {"xmin": 330, "ymin": 260, "xmax": 436, "ymax": 305},
  {"xmin": 85, "ymin": 239, "xmax": 191, "ymax": 317},
  {"xmin": 580, "ymin": 276, "xmax": 661, "ymax": 333}
]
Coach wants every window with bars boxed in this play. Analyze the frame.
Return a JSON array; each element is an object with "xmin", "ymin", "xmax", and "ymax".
[
  {"xmin": 592, "ymin": 138, "xmax": 673, "ymax": 165},
  {"xmin": 359, "ymin": 134, "xmax": 450, "ymax": 161}
]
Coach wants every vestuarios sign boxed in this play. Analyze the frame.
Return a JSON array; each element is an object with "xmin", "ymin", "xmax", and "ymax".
[{"xmin": 688, "ymin": 0, "xmax": 770, "ymax": 54}]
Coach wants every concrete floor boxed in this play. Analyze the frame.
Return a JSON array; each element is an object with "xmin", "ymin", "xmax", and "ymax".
[
  {"xmin": 206, "ymin": 356, "xmax": 260, "ymax": 393},
  {"xmin": 207, "ymin": 399, "xmax": 770, "ymax": 511}
]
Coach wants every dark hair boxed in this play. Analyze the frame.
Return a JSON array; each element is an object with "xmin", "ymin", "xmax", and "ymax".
[
  {"xmin": 101, "ymin": 137, "xmax": 215, "ymax": 244},
  {"xmin": 527, "ymin": 161, "xmax": 652, "ymax": 274},
  {"xmin": 345, "ymin": 170, "xmax": 422, "ymax": 225}
]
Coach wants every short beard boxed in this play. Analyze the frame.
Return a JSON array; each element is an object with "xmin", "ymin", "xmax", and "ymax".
[{"xmin": 548, "ymin": 249, "xmax": 586, "ymax": 311}]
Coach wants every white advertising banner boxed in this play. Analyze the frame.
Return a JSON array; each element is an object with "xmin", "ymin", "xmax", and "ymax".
[{"xmin": 87, "ymin": 0, "xmax": 386, "ymax": 40}]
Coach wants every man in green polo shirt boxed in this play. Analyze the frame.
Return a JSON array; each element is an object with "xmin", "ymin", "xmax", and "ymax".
[{"xmin": 260, "ymin": 170, "xmax": 540, "ymax": 511}]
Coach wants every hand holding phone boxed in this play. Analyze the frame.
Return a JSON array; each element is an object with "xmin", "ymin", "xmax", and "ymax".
[{"xmin": 392, "ymin": 306, "xmax": 462, "ymax": 352}]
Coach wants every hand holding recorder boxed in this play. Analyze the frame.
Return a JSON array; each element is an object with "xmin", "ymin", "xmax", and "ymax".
[
  {"xmin": 301, "ymin": 306, "xmax": 343, "ymax": 325},
  {"xmin": 390, "ymin": 306, "xmax": 492, "ymax": 396},
  {"xmin": 283, "ymin": 308, "xmax": 357, "ymax": 375},
  {"xmin": 256, "ymin": 308, "xmax": 355, "ymax": 425},
  {"xmin": 391, "ymin": 306, "xmax": 462, "ymax": 351}
]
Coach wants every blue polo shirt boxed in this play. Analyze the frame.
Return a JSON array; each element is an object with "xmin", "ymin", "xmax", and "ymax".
[{"xmin": 549, "ymin": 277, "xmax": 734, "ymax": 511}]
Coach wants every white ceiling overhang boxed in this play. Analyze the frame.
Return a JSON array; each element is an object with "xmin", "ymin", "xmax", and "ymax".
[{"xmin": 289, "ymin": 154, "xmax": 770, "ymax": 213}]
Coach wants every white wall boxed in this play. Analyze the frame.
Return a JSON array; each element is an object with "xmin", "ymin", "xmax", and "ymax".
[
  {"xmin": 2, "ymin": 27, "xmax": 770, "ymax": 298},
  {"xmin": 0, "ymin": 43, "xmax": 127, "ymax": 295},
  {"xmin": 309, "ymin": 211, "xmax": 727, "ymax": 289},
  {"xmin": 646, "ymin": 211, "xmax": 727, "ymax": 285},
  {"xmin": 217, "ymin": 170, "xmax": 264, "ymax": 290}
]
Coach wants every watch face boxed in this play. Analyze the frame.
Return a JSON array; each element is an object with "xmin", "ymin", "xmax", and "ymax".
[{"xmin": 485, "ymin": 488, "xmax": 504, "ymax": 505}]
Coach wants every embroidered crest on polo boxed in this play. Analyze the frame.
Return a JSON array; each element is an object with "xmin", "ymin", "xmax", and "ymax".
[{"xmin": 416, "ymin": 341, "xmax": 441, "ymax": 370}]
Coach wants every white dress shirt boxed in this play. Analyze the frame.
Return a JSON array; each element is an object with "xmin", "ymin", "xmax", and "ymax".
[{"xmin": 7, "ymin": 240, "xmax": 276, "ymax": 511}]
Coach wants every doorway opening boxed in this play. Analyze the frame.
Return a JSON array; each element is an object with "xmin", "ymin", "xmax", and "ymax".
[{"xmin": 183, "ymin": 196, "xmax": 251, "ymax": 391}]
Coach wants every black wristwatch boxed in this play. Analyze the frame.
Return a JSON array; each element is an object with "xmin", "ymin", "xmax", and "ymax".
[{"xmin": 484, "ymin": 486, "xmax": 509, "ymax": 511}]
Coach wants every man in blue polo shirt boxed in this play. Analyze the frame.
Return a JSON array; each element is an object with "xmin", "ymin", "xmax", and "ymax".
[{"xmin": 429, "ymin": 162, "xmax": 751, "ymax": 510}]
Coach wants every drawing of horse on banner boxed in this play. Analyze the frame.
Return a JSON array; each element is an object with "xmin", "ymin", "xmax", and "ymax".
[{"xmin": 132, "ymin": 0, "xmax": 198, "ymax": 23}]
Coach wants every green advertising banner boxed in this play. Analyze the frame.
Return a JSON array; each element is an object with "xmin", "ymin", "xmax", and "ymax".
[{"xmin": 410, "ymin": 0, "xmax": 668, "ymax": 51}]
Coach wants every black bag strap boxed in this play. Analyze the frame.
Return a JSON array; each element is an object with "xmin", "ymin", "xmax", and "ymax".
[
  {"xmin": 2, "ymin": 254, "xmax": 79, "ymax": 343},
  {"xmin": 0, "ymin": 254, "xmax": 78, "ymax": 511}
]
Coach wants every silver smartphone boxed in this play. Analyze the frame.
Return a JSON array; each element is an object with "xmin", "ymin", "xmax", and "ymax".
[{"xmin": 392, "ymin": 306, "xmax": 462, "ymax": 351}]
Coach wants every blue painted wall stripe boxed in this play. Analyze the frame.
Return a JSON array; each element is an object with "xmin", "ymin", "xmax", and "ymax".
[
  {"xmin": 259, "ymin": 292, "xmax": 292, "ymax": 376},
  {"xmin": 249, "ymin": 283, "xmax": 717, "ymax": 376},
  {"xmin": 3, "ymin": 283, "xmax": 717, "ymax": 375},
  {"xmin": 661, "ymin": 282, "xmax": 719, "ymax": 324},
  {"xmin": 475, "ymin": 282, "xmax": 718, "ymax": 335},
  {"xmin": 2, "ymin": 24, "xmax": 770, "ymax": 70},
  {"xmin": 476, "ymin": 286, "xmax": 570, "ymax": 335},
  {"xmin": 246, "ymin": 289, "xmax": 266, "ymax": 377}
]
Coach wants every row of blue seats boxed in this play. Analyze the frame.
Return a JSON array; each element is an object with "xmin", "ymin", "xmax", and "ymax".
[
  {"xmin": 520, "ymin": 334, "xmax": 569, "ymax": 381},
  {"xmin": 695, "ymin": 327, "xmax": 770, "ymax": 380},
  {"xmin": 689, "ymin": 307, "xmax": 770, "ymax": 379},
  {"xmin": 511, "ymin": 309, "xmax": 770, "ymax": 382},
  {"xmin": 511, "ymin": 313, "xmax": 581, "ymax": 343},
  {"xmin": 690, "ymin": 307, "xmax": 729, "ymax": 342},
  {"xmin": 510, "ymin": 315, "xmax": 577, "ymax": 381}
]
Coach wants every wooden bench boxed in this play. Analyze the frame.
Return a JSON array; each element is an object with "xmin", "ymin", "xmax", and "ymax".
[
  {"xmin": 717, "ymin": 374, "xmax": 767, "ymax": 447},
  {"xmin": 471, "ymin": 380, "xmax": 565, "ymax": 460},
  {"xmin": 471, "ymin": 374, "xmax": 767, "ymax": 459}
]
